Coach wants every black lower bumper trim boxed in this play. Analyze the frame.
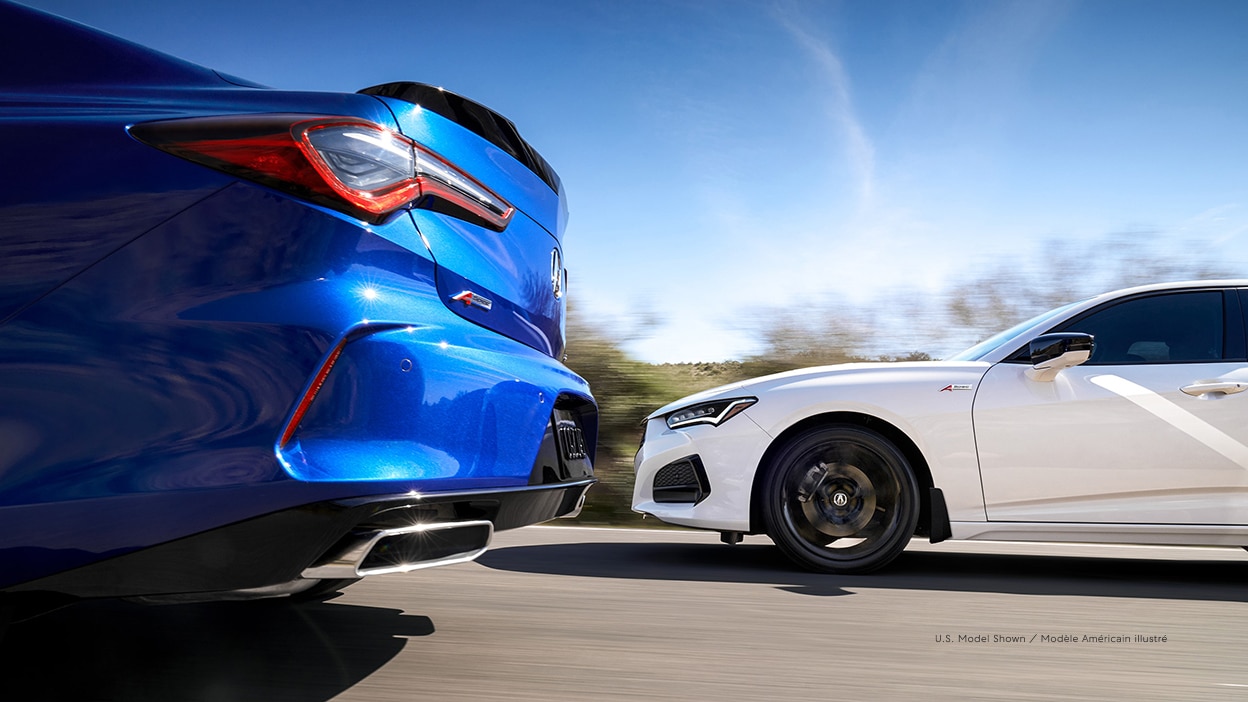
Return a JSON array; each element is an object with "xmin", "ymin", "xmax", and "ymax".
[{"xmin": 7, "ymin": 480, "xmax": 593, "ymax": 599}]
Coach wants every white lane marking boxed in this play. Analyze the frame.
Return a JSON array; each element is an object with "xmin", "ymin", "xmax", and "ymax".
[{"xmin": 1090, "ymin": 374, "xmax": 1248, "ymax": 468}]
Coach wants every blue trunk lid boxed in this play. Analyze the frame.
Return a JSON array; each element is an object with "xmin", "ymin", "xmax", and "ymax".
[{"xmin": 364, "ymin": 85, "xmax": 568, "ymax": 359}]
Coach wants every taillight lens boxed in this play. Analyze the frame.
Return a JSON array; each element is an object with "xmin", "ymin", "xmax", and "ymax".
[
  {"xmin": 130, "ymin": 114, "xmax": 514, "ymax": 229},
  {"xmin": 300, "ymin": 123, "xmax": 420, "ymax": 214}
]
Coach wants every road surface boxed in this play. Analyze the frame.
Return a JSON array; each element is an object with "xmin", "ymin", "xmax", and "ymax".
[{"xmin": 3, "ymin": 526, "xmax": 1247, "ymax": 701}]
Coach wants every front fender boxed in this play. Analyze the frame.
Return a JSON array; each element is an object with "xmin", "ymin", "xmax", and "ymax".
[{"xmin": 742, "ymin": 362, "xmax": 991, "ymax": 522}]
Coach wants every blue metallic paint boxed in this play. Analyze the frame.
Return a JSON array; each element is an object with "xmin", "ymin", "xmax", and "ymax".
[
  {"xmin": 0, "ymin": 2, "xmax": 594, "ymax": 595},
  {"xmin": 373, "ymin": 96, "xmax": 566, "ymax": 237},
  {"xmin": 283, "ymin": 325, "xmax": 583, "ymax": 484},
  {"xmin": 425, "ymin": 212, "xmax": 565, "ymax": 358}
]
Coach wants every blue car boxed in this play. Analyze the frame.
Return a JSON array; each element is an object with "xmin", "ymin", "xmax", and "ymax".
[{"xmin": 0, "ymin": 2, "xmax": 595, "ymax": 617}]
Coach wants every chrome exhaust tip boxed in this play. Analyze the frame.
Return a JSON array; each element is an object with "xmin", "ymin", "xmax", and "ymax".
[
  {"xmin": 302, "ymin": 520, "xmax": 494, "ymax": 579},
  {"xmin": 559, "ymin": 490, "xmax": 588, "ymax": 519}
]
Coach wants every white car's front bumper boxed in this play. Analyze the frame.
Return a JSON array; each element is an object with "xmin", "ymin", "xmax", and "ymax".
[{"xmin": 632, "ymin": 413, "xmax": 773, "ymax": 533}]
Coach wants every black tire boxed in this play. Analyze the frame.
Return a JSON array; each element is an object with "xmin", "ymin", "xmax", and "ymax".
[{"xmin": 762, "ymin": 425, "xmax": 919, "ymax": 574}]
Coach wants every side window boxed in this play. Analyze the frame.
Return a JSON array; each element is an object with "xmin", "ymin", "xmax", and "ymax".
[{"xmin": 1059, "ymin": 291, "xmax": 1224, "ymax": 365}]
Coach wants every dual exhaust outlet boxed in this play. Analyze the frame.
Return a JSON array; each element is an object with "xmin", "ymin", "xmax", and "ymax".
[{"xmin": 302, "ymin": 520, "xmax": 494, "ymax": 579}]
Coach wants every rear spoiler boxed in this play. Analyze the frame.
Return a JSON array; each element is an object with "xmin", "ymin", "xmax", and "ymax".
[{"xmin": 360, "ymin": 82, "xmax": 560, "ymax": 195}]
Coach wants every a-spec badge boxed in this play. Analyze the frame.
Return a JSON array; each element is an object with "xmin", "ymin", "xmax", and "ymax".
[
  {"xmin": 939, "ymin": 384, "xmax": 974, "ymax": 392},
  {"xmin": 451, "ymin": 290, "xmax": 493, "ymax": 311},
  {"xmin": 551, "ymin": 248, "xmax": 564, "ymax": 300}
]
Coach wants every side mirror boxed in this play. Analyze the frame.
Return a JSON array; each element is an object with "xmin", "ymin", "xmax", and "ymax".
[{"xmin": 1025, "ymin": 332, "xmax": 1094, "ymax": 382}]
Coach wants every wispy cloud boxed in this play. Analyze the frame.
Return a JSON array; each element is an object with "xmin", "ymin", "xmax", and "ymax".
[
  {"xmin": 903, "ymin": 1, "xmax": 1069, "ymax": 149},
  {"xmin": 770, "ymin": 2, "xmax": 876, "ymax": 208},
  {"xmin": 1178, "ymin": 204, "xmax": 1248, "ymax": 248}
]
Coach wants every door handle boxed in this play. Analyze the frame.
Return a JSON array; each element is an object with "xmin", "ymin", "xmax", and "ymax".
[{"xmin": 1180, "ymin": 381, "xmax": 1248, "ymax": 396}]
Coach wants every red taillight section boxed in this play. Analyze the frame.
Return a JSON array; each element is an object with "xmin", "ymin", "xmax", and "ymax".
[
  {"xmin": 280, "ymin": 341, "xmax": 345, "ymax": 447},
  {"xmin": 130, "ymin": 114, "xmax": 514, "ymax": 229}
]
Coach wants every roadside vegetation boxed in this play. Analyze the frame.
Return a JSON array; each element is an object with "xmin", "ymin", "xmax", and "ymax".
[{"xmin": 563, "ymin": 234, "xmax": 1242, "ymax": 526}]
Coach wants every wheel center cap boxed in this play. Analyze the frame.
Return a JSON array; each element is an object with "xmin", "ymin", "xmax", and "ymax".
[{"xmin": 832, "ymin": 491, "xmax": 850, "ymax": 508}]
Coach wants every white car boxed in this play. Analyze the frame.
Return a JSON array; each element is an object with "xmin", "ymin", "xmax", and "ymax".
[{"xmin": 633, "ymin": 280, "xmax": 1248, "ymax": 573}]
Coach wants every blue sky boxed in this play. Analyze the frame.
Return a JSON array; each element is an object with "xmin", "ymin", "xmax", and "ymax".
[{"xmin": 23, "ymin": 0, "xmax": 1248, "ymax": 362}]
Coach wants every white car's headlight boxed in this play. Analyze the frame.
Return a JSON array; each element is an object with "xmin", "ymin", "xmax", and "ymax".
[{"xmin": 665, "ymin": 397, "xmax": 757, "ymax": 429}]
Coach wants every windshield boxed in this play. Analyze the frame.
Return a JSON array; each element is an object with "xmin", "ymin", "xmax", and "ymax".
[{"xmin": 947, "ymin": 300, "xmax": 1084, "ymax": 362}]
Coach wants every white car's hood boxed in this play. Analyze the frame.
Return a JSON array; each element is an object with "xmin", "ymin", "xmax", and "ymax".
[{"xmin": 648, "ymin": 361, "xmax": 992, "ymax": 420}]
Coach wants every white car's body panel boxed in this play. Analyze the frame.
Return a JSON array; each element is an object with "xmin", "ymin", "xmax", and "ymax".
[
  {"xmin": 975, "ymin": 361, "xmax": 1248, "ymax": 524},
  {"xmin": 633, "ymin": 280, "xmax": 1248, "ymax": 557},
  {"xmin": 949, "ymin": 521, "xmax": 1248, "ymax": 545},
  {"xmin": 725, "ymin": 362, "xmax": 993, "ymax": 522},
  {"xmin": 633, "ymin": 413, "xmax": 770, "ymax": 532}
]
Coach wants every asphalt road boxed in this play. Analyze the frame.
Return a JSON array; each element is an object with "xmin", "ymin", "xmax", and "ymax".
[{"xmin": 4, "ymin": 526, "xmax": 1248, "ymax": 702}]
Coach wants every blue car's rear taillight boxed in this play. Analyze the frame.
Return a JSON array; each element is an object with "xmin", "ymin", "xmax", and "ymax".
[{"xmin": 130, "ymin": 115, "xmax": 514, "ymax": 229}]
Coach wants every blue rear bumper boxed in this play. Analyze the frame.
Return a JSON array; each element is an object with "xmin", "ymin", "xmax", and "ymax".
[{"xmin": 0, "ymin": 183, "xmax": 595, "ymax": 592}]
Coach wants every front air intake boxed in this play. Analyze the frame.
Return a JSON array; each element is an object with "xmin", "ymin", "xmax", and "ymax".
[{"xmin": 653, "ymin": 455, "xmax": 711, "ymax": 504}]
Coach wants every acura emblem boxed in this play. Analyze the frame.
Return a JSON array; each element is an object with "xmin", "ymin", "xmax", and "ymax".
[{"xmin": 551, "ymin": 248, "xmax": 563, "ymax": 300}]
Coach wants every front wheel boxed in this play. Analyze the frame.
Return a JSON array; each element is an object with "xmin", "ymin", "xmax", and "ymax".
[{"xmin": 762, "ymin": 425, "xmax": 919, "ymax": 574}]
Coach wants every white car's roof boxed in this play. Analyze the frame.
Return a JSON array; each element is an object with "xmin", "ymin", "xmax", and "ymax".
[{"xmin": 1090, "ymin": 279, "xmax": 1248, "ymax": 296}]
